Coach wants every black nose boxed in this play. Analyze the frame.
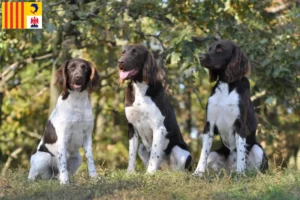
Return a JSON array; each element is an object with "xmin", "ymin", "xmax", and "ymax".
[
  {"xmin": 199, "ymin": 54, "xmax": 207, "ymax": 61},
  {"xmin": 75, "ymin": 75, "xmax": 82, "ymax": 80},
  {"xmin": 118, "ymin": 60, "xmax": 124, "ymax": 70}
]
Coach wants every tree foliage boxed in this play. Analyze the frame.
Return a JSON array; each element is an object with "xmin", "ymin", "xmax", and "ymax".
[{"xmin": 0, "ymin": 0, "xmax": 299, "ymax": 173}]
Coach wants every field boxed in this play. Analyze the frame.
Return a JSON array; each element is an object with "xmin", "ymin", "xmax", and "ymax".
[{"xmin": 1, "ymin": 166, "xmax": 300, "ymax": 200}]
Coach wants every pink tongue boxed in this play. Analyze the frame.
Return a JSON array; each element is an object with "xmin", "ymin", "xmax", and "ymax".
[
  {"xmin": 72, "ymin": 84, "xmax": 81, "ymax": 89},
  {"xmin": 119, "ymin": 70, "xmax": 131, "ymax": 79}
]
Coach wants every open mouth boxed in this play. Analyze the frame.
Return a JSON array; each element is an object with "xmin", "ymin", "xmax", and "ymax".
[
  {"xmin": 119, "ymin": 69, "xmax": 138, "ymax": 80},
  {"xmin": 71, "ymin": 83, "xmax": 82, "ymax": 89}
]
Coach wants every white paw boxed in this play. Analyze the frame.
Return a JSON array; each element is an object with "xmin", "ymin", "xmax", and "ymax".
[
  {"xmin": 90, "ymin": 174, "xmax": 101, "ymax": 181},
  {"xmin": 59, "ymin": 179, "xmax": 69, "ymax": 185},
  {"xmin": 59, "ymin": 175, "xmax": 69, "ymax": 185},
  {"xmin": 28, "ymin": 176, "xmax": 36, "ymax": 181},
  {"xmin": 192, "ymin": 171, "xmax": 204, "ymax": 177},
  {"xmin": 146, "ymin": 166, "xmax": 157, "ymax": 174},
  {"xmin": 89, "ymin": 171, "xmax": 98, "ymax": 178}
]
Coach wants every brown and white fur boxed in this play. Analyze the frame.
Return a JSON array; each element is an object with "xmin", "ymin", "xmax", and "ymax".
[{"xmin": 28, "ymin": 58, "xmax": 100, "ymax": 184}]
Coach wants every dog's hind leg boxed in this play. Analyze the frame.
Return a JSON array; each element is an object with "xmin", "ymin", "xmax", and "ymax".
[
  {"xmin": 28, "ymin": 151, "xmax": 52, "ymax": 180},
  {"xmin": 247, "ymin": 144, "xmax": 268, "ymax": 172},
  {"xmin": 207, "ymin": 151, "xmax": 226, "ymax": 172},
  {"xmin": 170, "ymin": 145, "xmax": 192, "ymax": 171},
  {"xmin": 67, "ymin": 151, "xmax": 82, "ymax": 174},
  {"xmin": 138, "ymin": 143, "xmax": 150, "ymax": 168}
]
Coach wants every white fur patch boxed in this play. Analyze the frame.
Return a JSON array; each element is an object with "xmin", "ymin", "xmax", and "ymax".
[
  {"xmin": 207, "ymin": 82, "xmax": 240, "ymax": 150},
  {"xmin": 125, "ymin": 82, "xmax": 169, "ymax": 173},
  {"xmin": 169, "ymin": 145, "xmax": 190, "ymax": 171},
  {"xmin": 125, "ymin": 82, "xmax": 166, "ymax": 151}
]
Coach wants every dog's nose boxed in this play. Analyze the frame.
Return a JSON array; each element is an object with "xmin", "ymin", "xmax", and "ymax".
[
  {"xmin": 199, "ymin": 54, "xmax": 207, "ymax": 61},
  {"xmin": 118, "ymin": 60, "xmax": 124, "ymax": 70},
  {"xmin": 75, "ymin": 75, "xmax": 82, "ymax": 80}
]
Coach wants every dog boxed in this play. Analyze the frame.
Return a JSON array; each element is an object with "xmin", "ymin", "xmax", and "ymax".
[
  {"xmin": 193, "ymin": 40, "xmax": 268, "ymax": 176},
  {"xmin": 28, "ymin": 58, "xmax": 100, "ymax": 184},
  {"xmin": 118, "ymin": 44, "xmax": 192, "ymax": 173}
]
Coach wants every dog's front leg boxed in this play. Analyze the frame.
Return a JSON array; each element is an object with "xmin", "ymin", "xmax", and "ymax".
[
  {"xmin": 57, "ymin": 140, "xmax": 68, "ymax": 184},
  {"xmin": 127, "ymin": 123, "xmax": 138, "ymax": 173},
  {"xmin": 147, "ymin": 126, "xmax": 168, "ymax": 174},
  {"xmin": 234, "ymin": 119, "xmax": 247, "ymax": 173},
  {"xmin": 83, "ymin": 133, "xmax": 98, "ymax": 178},
  {"xmin": 235, "ymin": 133, "xmax": 246, "ymax": 172},
  {"xmin": 193, "ymin": 121, "xmax": 214, "ymax": 177}
]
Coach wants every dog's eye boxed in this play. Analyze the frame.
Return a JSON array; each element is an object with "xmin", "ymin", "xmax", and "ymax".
[
  {"xmin": 208, "ymin": 47, "xmax": 212, "ymax": 51},
  {"xmin": 131, "ymin": 49, "xmax": 137, "ymax": 55},
  {"xmin": 69, "ymin": 66, "xmax": 76, "ymax": 71},
  {"xmin": 122, "ymin": 50, "xmax": 126, "ymax": 55},
  {"xmin": 216, "ymin": 44, "xmax": 223, "ymax": 52},
  {"xmin": 216, "ymin": 47, "xmax": 222, "ymax": 53}
]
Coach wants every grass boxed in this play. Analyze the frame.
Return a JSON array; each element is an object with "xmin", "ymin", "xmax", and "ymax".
[{"xmin": 1, "ymin": 166, "xmax": 300, "ymax": 200}]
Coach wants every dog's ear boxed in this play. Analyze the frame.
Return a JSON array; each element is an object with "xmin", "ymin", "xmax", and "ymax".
[
  {"xmin": 143, "ymin": 50, "xmax": 160, "ymax": 84},
  {"xmin": 225, "ymin": 45, "xmax": 250, "ymax": 82},
  {"xmin": 87, "ymin": 61, "xmax": 100, "ymax": 93},
  {"xmin": 55, "ymin": 60, "xmax": 69, "ymax": 100}
]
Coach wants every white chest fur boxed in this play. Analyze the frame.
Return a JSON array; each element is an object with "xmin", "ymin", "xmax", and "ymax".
[
  {"xmin": 207, "ymin": 82, "xmax": 240, "ymax": 150},
  {"xmin": 46, "ymin": 90, "xmax": 94, "ymax": 154},
  {"xmin": 125, "ymin": 82, "xmax": 165, "ymax": 151}
]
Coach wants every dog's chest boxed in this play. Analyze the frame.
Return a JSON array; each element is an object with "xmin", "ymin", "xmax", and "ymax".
[
  {"xmin": 66, "ymin": 121, "xmax": 93, "ymax": 152},
  {"xmin": 125, "ymin": 82, "xmax": 165, "ymax": 150},
  {"xmin": 207, "ymin": 82, "xmax": 240, "ymax": 150},
  {"xmin": 49, "ymin": 91, "xmax": 94, "ymax": 153}
]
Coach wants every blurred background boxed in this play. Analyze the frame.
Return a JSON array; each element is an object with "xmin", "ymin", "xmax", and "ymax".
[{"xmin": 0, "ymin": 0, "xmax": 299, "ymax": 174}]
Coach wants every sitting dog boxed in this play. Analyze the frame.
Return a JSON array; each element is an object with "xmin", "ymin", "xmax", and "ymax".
[
  {"xmin": 118, "ymin": 44, "xmax": 192, "ymax": 173},
  {"xmin": 28, "ymin": 58, "xmax": 100, "ymax": 184},
  {"xmin": 193, "ymin": 40, "xmax": 268, "ymax": 176}
]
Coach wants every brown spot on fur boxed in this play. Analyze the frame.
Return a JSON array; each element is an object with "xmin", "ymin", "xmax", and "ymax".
[{"xmin": 44, "ymin": 120, "xmax": 57, "ymax": 144}]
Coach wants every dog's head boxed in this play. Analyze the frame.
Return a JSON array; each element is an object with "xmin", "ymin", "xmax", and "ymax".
[
  {"xmin": 55, "ymin": 58, "xmax": 100, "ymax": 99},
  {"xmin": 118, "ymin": 44, "xmax": 161, "ymax": 85},
  {"xmin": 199, "ymin": 40, "xmax": 250, "ymax": 83}
]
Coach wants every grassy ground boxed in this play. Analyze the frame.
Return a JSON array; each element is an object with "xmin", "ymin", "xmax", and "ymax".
[{"xmin": 1, "ymin": 166, "xmax": 300, "ymax": 200}]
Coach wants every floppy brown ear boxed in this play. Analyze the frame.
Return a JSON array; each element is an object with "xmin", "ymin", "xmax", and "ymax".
[
  {"xmin": 87, "ymin": 61, "xmax": 100, "ymax": 93},
  {"xmin": 143, "ymin": 50, "xmax": 160, "ymax": 84},
  {"xmin": 55, "ymin": 60, "xmax": 69, "ymax": 100},
  {"xmin": 225, "ymin": 45, "xmax": 250, "ymax": 82}
]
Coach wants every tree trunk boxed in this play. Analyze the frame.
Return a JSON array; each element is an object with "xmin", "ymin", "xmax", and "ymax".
[{"xmin": 49, "ymin": 63, "xmax": 60, "ymax": 116}]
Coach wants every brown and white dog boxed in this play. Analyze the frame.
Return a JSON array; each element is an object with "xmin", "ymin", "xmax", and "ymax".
[
  {"xmin": 118, "ymin": 44, "xmax": 192, "ymax": 173},
  {"xmin": 28, "ymin": 58, "xmax": 100, "ymax": 184},
  {"xmin": 193, "ymin": 40, "xmax": 268, "ymax": 176}
]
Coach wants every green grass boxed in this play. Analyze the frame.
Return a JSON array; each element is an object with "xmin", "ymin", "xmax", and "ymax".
[{"xmin": 1, "ymin": 166, "xmax": 300, "ymax": 200}]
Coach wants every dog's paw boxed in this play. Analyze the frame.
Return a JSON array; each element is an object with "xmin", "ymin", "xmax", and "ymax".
[
  {"xmin": 28, "ymin": 177, "xmax": 36, "ymax": 182},
  {"xmin": 146, "ymin": 168, "xmax": 156, "ymax": 175},
  {"xmin": 90, "ymin": 174, "xmax": 101, "ymax": 182},
  {"xmin": 89, "ymin": 171, "xmax": 98, "ymax": 178},
  {"xmin": 59, "ymin": 175, "xmax": 69, "ymax": 185},
  {"xmin": 192, "ymin": 171, "xmax": 204, "ymax": 177},
  {"xmin": 59, "ymin": 179, "xmax": 69, "ymax": 185}
]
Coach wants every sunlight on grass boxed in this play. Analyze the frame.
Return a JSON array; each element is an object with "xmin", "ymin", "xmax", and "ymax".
[{"xmin": 1, "ymin": 167, "xmax": 300, "ymax": 200}]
